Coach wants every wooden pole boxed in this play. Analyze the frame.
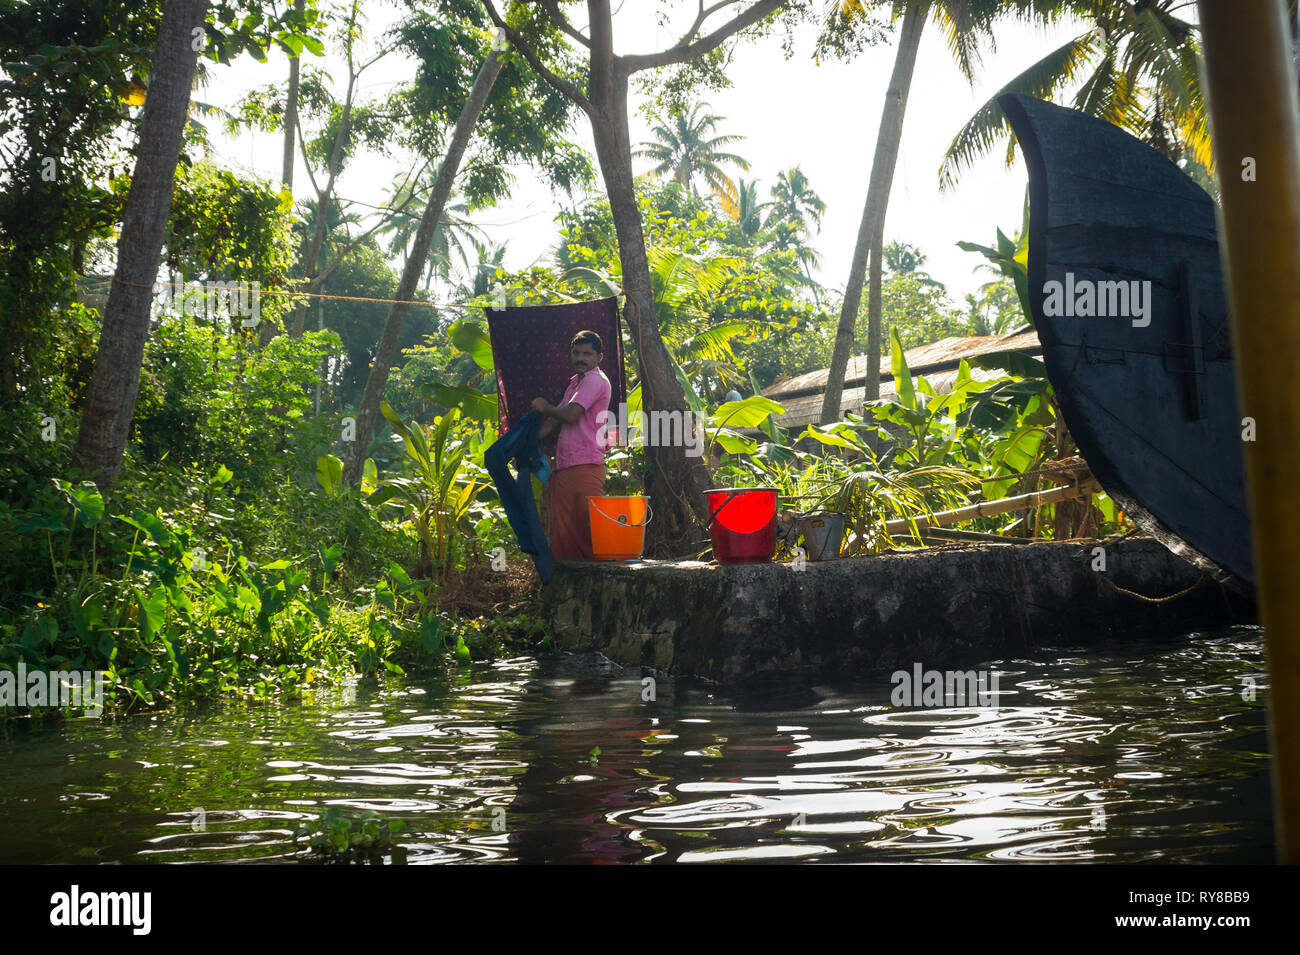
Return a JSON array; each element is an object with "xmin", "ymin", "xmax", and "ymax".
[
  {"xmin": 1197, "ymin": 0, "xmax": 1300, "ymax": 864},
  {"xmin": 883, "ymin": 481, "xmax": 1096, "ymax": 536}
]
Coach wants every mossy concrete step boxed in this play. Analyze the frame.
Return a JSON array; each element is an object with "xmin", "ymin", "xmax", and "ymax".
[{"xmin": 540, "ymin": 538, "xmax": 1255, "ymax": 683}]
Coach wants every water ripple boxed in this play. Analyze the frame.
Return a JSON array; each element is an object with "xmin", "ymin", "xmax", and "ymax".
[{"xmin": 0, "ymin": 626, "xmax": 1272, "ymax": 864}]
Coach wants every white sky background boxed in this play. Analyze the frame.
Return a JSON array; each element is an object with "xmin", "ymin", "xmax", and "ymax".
[{"xmin": 200, "ymin": 1, "xmax": 1095, "ymax": 306}]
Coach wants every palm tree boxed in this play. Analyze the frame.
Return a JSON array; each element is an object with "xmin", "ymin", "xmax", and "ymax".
[
  {"xmin": 733, "ymin": 178, "xmax": 771, "ymax": 244},
  {"xmin": 377, "ymin": 171, "xmax": 483, "ymax": 294},
  {"xmin": 964, "ymin": 283, "xmax": 1021, "ymax": 337},
  {"xmin": 635, "ymin": 102, "xmax": 751, "ymax": 215},
  {"xmin": 884, "ymin": 240, "xmax": 943, "ymax": 288},
  {"xmin": 764, "ymin": 167, "xmax": 826, "ymax": 299},
  {"xmin": 820, "ymin": 0, "xmax": 1037, "ymax": 426},
  {"xmin": 939, "ymin": 0, "xmax": 1212, "ymax": 191},
  {"xmin": 457, "ymin": 238, "xmax": 508, "ymax": 301},
  {"xmin": 645, "ymin": 246, "xmax": 776, "ymax": 400},
  {"xmin": 768, "ymin": 166, "xmax": 826, "ymax": 235},
  {"xmin": 884, "ymin": 240, "xmax": 922, "ymax": 275},
  {"xmin": 765, "ymin": 218, "xmax": 824, "ymax": 299},
  {"xmin": 71, "ymin": 0, "xmax": 209, "ymax": 489},
  {"xmin": 342, "ymin": 47, "xmax": 506, "ymax": 488},
  {"xmin": 295, "ymin": 197, "xmax": 363, "ymax": 262}
]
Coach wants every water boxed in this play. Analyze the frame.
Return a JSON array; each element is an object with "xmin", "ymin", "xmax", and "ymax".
[{"xmin": 0, "ymin": 626, "xmax": 1273, "ymax": 864}]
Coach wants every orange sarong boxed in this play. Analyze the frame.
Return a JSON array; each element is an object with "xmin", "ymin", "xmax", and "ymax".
[{"xmin": 549, "ymin": 463, "xmax": 604, "ymax": 560}]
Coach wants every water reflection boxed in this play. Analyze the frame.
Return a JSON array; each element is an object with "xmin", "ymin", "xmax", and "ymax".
[{"xmin": 0, "ymin": 627, "xmax": 1273, "ymax": 864}]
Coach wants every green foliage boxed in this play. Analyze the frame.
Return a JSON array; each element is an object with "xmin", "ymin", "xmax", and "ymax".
[
  {"xmin": 308, "ymin": 238, "xmax": 425, "ymax": 413},
  {"xmin": 420, "ymin": 382, "xmax": 498, "ymax": 422},
  {"xmin": 296, "ymin": 807, "xmax": 406, "ymax": 864},
  {"xmin": 369, "ymin": 404, "xmax": 494, "ymax": 587},
  {"xmin": 815, "ymin": 0, "xmax": 892, "ymax": 62},
  {"xmin": 134, "ymin": 314, "xmax": 340, "ymax": 495},
  {"xmin": 161, "ymin": 159, "xmax": 301, "ymax": 326},
  {"xmin": 939, "ymin": 0, "xmax": 1212, "ymax": 191},
  {"xmin": 316, "ymin": 454, "xmax": 344, "ymax": 497},
  {"xmin": 0, "ymin": 3, "xmax": 155, "ymax": 404},
  {"xmin": 447, "ymin": 319, "xmax": 494, "ymax": 371},
  {"xmin": 0, "ymin": 0, "xmax": 1148, "ymax": 718},
  {"xmin": 520, "ymin": 179, "xmax": 829, "ymax": 402},
  {"xmin": 392, "ymin": 0, "xmax": 592, "ymax": 203},
  {"xmin": 864, "ymin": 272, "xmax": 970, "ymax": 352},
  {"xmin": 0, "ymin": 466, "xmax": 418, "ymax": 717},
  {"xmin": 0, "ymin": 1, "xmax": 325, "ymax": 404},
  {"xmin": 203, "ymin": 1, "xmax": 325, "ymax": 66},
  {"xmin": 708, "ymin": 395, "xmax": 786, "ymax": 458},
  {"xmin": 711, "ymin": 312, "xmax": 1123, "ymax": 551},
  {"xmin": 636, "ymin": 101, "xmax": 751, "ymax": 211},
  {"xmin": 957, "ymin": 192, "xmax": 1032, "ymax": 324}
]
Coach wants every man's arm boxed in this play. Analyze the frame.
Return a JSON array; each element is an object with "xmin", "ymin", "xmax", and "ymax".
[{"xmin": 532, "ymin": 396, "xmax": 585, "ymax": 426}]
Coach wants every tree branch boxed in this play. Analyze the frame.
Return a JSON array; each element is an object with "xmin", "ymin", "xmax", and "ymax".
[
  {"xmin": 623, "ymin": 0, "xmax": 785, "ymax": 73},
  {"xmin": 541, "ymin": 0, "xmax": 591, "ymax": 47},
  {"xmin": 359, "ymin": 39, "xmax": 401, "ymax": 74},
  {"xmin": 310, "ymin": 176, "xmax": 427, "ymax": 290},
  {"xmin": 676, "ymin": 1, "xmax": 741, "ymax": 49},
  {"xmin": 310, "ymin": 214, "xmax": 393, "ymax": 288},
  {"xmin": 296, "ymin": 112, "xmax": 321, "ymax": 197},
  {"xmin": 481, "ymin": 0, "xmax": 591, "ymax": 112}
]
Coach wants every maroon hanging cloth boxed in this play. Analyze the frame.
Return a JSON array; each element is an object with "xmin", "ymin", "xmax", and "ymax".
[{"xmin": 485, "ymin": 297, "xmax": 626, "ymax": 434}]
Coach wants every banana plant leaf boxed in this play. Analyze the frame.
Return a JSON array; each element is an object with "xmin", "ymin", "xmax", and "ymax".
[{"xmin": 448, "ymin": 319, "xmax": 494, "ymax": 371}]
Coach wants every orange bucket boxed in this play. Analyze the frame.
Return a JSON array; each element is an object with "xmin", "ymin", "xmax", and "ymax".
[{"xmin": 587, "ymin": 496, "xmax": 652, "ymax": 560}]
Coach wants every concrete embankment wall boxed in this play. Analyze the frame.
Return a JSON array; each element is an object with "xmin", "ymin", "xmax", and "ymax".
[{"xmin": 540, "ymin": 538, "xmax": 1255, "ymax": 683}]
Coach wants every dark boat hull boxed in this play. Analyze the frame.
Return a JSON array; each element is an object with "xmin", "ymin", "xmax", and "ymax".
[{"xmin": 999, "ymin": 94, "xmax": 1254, "ymax": 588}]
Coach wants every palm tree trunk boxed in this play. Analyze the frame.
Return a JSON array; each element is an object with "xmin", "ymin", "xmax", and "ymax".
[
  {"xmin": 70, "ymin": 0, "xmax": 210, "ymax": 491},
  {"xmin": 342, "ymin": 50, "xmax": 504, "ymax": 486},
  {"xmin": 820, "ymin": 1, "xmax": 926, "ymax": 424},
  {"xmin": 866, "ymin": 228, "xmax": 884, "ymax": 372}
]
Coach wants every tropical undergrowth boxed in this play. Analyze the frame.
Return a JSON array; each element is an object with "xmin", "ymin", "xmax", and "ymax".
[{"xmin": 0, "ymin": 397, "xmax": 549, "ymax": 721}]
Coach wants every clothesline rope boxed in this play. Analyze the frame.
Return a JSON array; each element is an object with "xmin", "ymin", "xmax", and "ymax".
[{"xmin": 110, "ymin": 274, "xmax": 503, "ymax": 310}]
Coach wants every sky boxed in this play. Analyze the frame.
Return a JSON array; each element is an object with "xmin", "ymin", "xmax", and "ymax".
[{"xmin": 200, "ymin": 1, "xmax": 1096, "ymax": 306}]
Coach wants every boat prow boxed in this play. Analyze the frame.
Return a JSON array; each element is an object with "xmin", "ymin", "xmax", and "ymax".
[{"xmin": 1000, "ymin": 93, "xmax": 1254, "ymax": 590}]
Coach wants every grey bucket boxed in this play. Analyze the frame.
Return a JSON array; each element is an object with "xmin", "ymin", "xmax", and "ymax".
[{"xmin": 800, "ymin": 512, "xmax": 845, "ymax": 561}]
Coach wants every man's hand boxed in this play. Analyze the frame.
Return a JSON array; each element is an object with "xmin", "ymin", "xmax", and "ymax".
[{"xmin": 531, "ymin": 397, "xmax": 551, "ymax": 414}]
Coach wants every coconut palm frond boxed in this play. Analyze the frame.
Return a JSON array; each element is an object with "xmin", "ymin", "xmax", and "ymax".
[
  {"xmin": 938, "ymin": 30, "xmax": 1098, "ymax": 191},
  {"xmin": 733, "ymin": 178, "xmax": 771, "ymax": 239},
  {"xmin": 677, "ymin": 319, "xmax": 762, "ymax": 364},
  {"xmin": 943, "ymin": 0, "xmax": 1213, "ymax": 190},
  {"xmin": 648, "ymin": 248, "xmax": 740, "ymax": 322},
  {"xmin": 931, "ymin": 0, "xmax": 1002, "ymax": 83}
]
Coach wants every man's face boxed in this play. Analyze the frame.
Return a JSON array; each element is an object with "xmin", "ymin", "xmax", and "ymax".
[{"xmin": 570, "ymin": 341, "xmax": 600, "ymax": 374}]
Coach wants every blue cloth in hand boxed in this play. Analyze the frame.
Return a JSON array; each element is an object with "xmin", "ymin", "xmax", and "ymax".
[{"xmin": 484, "ymin": 411, "xmax": 553, "ymax": 583}]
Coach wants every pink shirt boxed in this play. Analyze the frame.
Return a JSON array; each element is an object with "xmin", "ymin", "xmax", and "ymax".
[{"xmin": 555, "ymin": 367, "xmax": 611, "ymax": 470}]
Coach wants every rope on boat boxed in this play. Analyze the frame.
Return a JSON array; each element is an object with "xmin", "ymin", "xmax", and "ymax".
[{"xmin": 1098, "ymin": 573, "xmax": 1209, "ymax": 604}]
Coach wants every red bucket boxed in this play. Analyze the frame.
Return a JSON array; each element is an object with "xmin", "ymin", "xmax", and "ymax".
[{"xmin": 707, "ymin": 487, "xmax": 777, "ymax": 564}]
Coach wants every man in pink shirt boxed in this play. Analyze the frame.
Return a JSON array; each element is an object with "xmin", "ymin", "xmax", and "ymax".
[{"xmin": 532, "ymin": 329, "xmax": 611, "ymax": 560}]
